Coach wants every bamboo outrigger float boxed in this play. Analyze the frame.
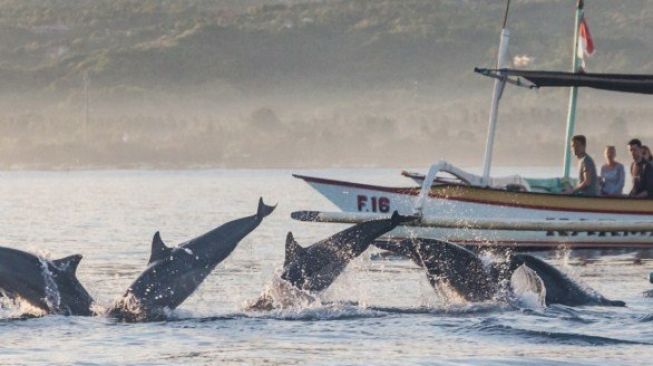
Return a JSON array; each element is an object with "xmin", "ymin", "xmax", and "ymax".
[{"xmin": 292, "ymin": 0, "xmax": 653, "ymax": 250}]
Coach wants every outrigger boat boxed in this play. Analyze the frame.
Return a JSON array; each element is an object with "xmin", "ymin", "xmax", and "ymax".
[{"xmin": 292, "ymin": 1, "xmax": 653, "ymax": 250}]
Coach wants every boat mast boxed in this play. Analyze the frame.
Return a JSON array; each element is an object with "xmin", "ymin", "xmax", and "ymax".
[
  {"xmin": 562, "ymin": 0, "xmax": 584, "ymax": 179},
  {"xmin": 481, "ymin": 0, "xmax": 511, "ymax": 184}
]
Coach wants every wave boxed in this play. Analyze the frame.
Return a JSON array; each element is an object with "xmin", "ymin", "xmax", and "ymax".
[
  {"xmin": 246, "ymin": 301, "xmax": 390, "ymax": 321},
  {"xmin": 173, "ymin": 302, "xmax": 512, "ymax": 323},
  {"xmin": 638, "ymin": 314, "xmax": 653, "ymax": 322},
  {"xmin": 469, "ymin": 321, "xmax": 649, "ymax": 346},
  {"xmin": 518, "ymin": 305, "xmax": 596, "ymax": 324},
  {"xmin": 365, "ymin": 303, "xmax": 510, "ymax": 316},
  {"xmin": 152, "ymin": 305, "xmax": 387, "ymax": 324}
]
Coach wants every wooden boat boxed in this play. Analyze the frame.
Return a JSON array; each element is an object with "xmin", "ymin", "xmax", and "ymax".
[
  {"xmin": 292, "ymin": 1, "xmax": 653, "ymax": 250},
  {"xmin": 293, "ymin": 173, "xmax": 653, "ymax": 249}
]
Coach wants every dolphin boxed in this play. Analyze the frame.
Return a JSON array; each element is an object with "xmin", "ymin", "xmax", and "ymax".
[
  {"xmin": 508, "ymin": 254, "xmax": 625, "ymax": 307},
  {"xmin": 111, "ymin": 198, "xmax": 275, "ymax": 321},
  {"xmin": 374, "ymin": 238, "xmax": 499, "ymax": 302},
  {"xmin": 0, "ymin": 246, "xmax": 94, "ymax": 316},
  {"xmin": 374, "ymin": 238, "xmax": 624, "ymax": 307},
  {"xmin": 281, "ymin": 211, "xmax": 413, "ymax": 293}
]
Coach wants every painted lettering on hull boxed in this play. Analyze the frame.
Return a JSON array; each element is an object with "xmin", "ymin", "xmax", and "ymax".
[{"xmin": 357, "ymin": 195, "xmax": 391, "ymax": 213}]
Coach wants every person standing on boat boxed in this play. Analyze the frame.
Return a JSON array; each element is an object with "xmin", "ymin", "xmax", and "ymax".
[
  {"xmin": 641, "ymin": 145, "xmax": 653, "ymax": 162},
  {"xmin": 599, "ymin": 146, "xmax": 625, "ymax": 196},
  {"xmin": 568, "ymin": 135, "xmax": 599, "ymax": 196},
  {"xmin": 627, "ymin": 139, "xmax": 653, "ymax": 198}
]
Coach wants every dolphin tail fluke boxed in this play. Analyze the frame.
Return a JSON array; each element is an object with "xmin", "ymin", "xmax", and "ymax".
[
  {"xmin": 256, "ymin": 197, "xmax": 276, "ymax": 219},
  {"xmin": 390, "ymin": 210, "xmax": 417, "ymax": 226}
]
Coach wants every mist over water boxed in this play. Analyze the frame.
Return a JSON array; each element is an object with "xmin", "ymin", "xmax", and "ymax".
[
  {"xmin": 0, "ymin": 0, "xmax": 650, "ymax": 169},
  {"xmin": 1, "ymin": 169, "xmax": 652, "ymax": 365}
]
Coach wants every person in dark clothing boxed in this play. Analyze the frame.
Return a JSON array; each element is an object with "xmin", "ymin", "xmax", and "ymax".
[
  {"xmin": 627, "ymin": 139, "xmax": 653, "ymax": 198},
  {"xmin": 642, "ymin": 145, "xmax": 653, "ymax": 162}
]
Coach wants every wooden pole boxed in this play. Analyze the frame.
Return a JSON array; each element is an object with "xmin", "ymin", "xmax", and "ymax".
[{"xmin": 562, "ymin": 0, "xmax": 584, "ymax": 179}]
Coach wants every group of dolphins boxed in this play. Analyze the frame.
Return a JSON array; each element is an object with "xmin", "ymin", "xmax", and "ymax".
[{"xmin": 0, "ymin": 198, "xmax": 625, "ymax": 322}]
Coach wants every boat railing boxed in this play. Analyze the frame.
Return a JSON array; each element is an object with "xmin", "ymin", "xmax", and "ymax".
[
  {"xmin": 413, "ymin": 161, "xmax": 486, "ymax": 215},
  {"xmin": 412, "ymin": 161, "xmax": 537, "ymax": 216}
]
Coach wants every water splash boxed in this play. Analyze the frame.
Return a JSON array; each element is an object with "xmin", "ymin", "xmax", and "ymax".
[
  {"xmin": 38, "ymin": 259, "xmax": 61, "ymax": 313},
  {"xmin": 109, "ymin": 292, "xmax": 147, "ymax": 321},
  {"xmin": 509, "ymin": 265, "xmax": 546, "ymax": 309},
  {"xmin": 244, "ymin": 274, "xmax": 317, "ymax": 311},
  {"xmin": 430, "ymin": 280, "xmax": 468, "ymax": 306},
  {"xmin": 0, "ymin": 291, "xmax": 47, "ymax": 318}
]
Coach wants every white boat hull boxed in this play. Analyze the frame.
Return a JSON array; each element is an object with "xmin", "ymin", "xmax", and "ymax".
[{"xmin": 293, "ymin": 174, "xmax": 653, "ymax": 249}]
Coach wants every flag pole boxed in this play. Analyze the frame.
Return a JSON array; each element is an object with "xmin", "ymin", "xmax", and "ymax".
[{"xmin": 562, "ymin": 0, "xmax": 584, "ymax": 179}]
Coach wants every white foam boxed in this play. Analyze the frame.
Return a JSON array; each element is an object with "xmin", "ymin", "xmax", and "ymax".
[
  {"xmin": 509, "ymin": 264, "xmax": 547, "ymax": 309},
  {"xmin": 0, "ymin": 292, "xmax": 47, "ymax": 318},
  {"xmin": 244, "ymin": 274, "xmax": 318, "ymax": 311}
]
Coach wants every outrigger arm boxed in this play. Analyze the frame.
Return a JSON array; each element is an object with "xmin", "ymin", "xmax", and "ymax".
[{"xmin": 291, "ymin": 210, "xmax": 653, "ymax": 233}]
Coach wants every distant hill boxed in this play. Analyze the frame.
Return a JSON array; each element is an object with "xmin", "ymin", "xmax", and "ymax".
[
  {"xmin": 0, "ymin": 0, "xmax": 651, "ymax": 169},
  {"xmin": 0, "ymin": 0, "xmax": 650, "ymax": 98}
]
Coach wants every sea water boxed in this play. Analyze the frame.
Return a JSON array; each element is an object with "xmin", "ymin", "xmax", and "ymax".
[{"xmin": 0, "ymin": 169, "xmax": 651, "ymax": 365}]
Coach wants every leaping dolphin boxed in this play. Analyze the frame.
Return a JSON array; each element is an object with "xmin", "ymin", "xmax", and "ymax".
[
  {"xmin": 281, "ymin": 211, "xmax": 413, "ymax": 293},
  {"xmin": 111, "ymin": 198, "xmax": 276, "ymax": 321},
  {"xmin": 0, "ymin": 246, "xmax": 94, "ymax": 316},
  {"xmin": 374, "ymin": 238, "xmax": 624, "ymax": 307},
  {"xmin": 374, "ymin": 238, "xmax": 501, "ymax": 302}
]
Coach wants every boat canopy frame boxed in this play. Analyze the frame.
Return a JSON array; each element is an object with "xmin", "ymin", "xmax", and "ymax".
[{"xmin": 475, "ymin": 68, "xmax": 653, "ymax": 95}]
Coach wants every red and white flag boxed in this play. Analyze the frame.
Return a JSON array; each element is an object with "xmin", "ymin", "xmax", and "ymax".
[{"xmin": 576, "ymin": 15, "xmax": 595, "ymax": 71}]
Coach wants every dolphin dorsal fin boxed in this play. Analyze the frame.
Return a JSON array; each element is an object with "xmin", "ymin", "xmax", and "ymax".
[
  {"xmin": 52, "ymin": 254, "xmax": 83, "ymax": 275},
  {"xmin": 148, "ymin": 231, "xmax": 172, "ymax": 264},
  {"xmin": 284, "ymin": 232, "xmax": 305, "ymax": 266}
]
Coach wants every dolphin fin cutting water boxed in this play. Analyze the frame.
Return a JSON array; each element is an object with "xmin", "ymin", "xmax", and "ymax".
[
  {"xmin": 111, "ymin": 197, "xmax": 276, "ymax": 321},
  {"xmin": 0, "ymin": 246, "xmax": 94, "ymax": 316},
  {"xmin": 508, "ymin": 254, "xmax": 625, "ymax": 307}
]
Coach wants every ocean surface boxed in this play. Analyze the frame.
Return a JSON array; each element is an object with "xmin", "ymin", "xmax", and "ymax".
[{"xmin": 0, "ymin": 168, "xmax": 652, "ymax": 366}]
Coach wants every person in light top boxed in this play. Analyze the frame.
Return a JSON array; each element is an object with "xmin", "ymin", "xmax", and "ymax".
[
  {"xmin": 599, "ymin": 146, "xmax": 625, "ymax": 196},
  {"xmin": 567, "ymin": 135, "xmax": 599, "ymax": 196}
]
